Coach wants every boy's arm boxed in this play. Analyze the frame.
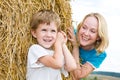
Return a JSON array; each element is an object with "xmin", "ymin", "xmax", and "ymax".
[
  {"xmin": 62, "ymin": 44, "xmax": 77, "ymax": 71},
  {"xmin": 72, "ymin": 44, "xmax": 80, "ymax": 67}
]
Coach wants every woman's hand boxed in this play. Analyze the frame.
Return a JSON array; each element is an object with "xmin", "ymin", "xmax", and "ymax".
[
  {"xmin": 71, "ymin": 70, "xmax": 81, "ymax": 80},
  {"xmin": 72, "ymin": 64, "xmax": 81, "ymax": 79},
  {"xmin": 67, "ymin": 27, "xmax": 78, "ymax": 46}
]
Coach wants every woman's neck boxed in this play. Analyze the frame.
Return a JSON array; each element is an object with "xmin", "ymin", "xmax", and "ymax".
[{"xmin": 81, "ymin": 45, "xmax": 94, "ymax": 51}]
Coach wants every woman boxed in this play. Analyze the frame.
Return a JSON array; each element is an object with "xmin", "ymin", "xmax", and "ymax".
[{"xmin": 68, "ymin": 13, "xmax": 109, "ymax": 80}]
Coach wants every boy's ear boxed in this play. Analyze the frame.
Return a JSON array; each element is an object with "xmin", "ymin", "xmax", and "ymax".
[{"xmin": 31, "ymin": 30, "xmax": 37, "ymax": 38}]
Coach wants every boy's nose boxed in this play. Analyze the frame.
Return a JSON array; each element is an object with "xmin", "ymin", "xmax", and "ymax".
[{"xmin": 46, "ymin": 31, "xmax": 52, "ymax": 36}]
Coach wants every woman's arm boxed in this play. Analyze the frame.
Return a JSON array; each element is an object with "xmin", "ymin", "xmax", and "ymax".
[
  {"xmin": 71, "ymin": 46, "xmax": 94, "ymax": 79},
  {"xmin": 67, "ymin": 27, "xmax": 94, "ymax": 78},
  {"xmin": 73, "ymin": 62, "xmax": 94, "ymax": 79},
  {"xmin": 67, "ymin": 27, "xmax": 80, "ymax": 66}
]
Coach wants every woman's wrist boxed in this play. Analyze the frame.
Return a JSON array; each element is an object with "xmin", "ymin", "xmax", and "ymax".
[
  {"xmin": 73, "ymin": 43, "xmax": 78, "ymax": 47},
  {"xmin": 76, "ymin": 61, "xmax": 82, "ymax": 69},
  {"xmin": 72, "ymin": 40, "xmax": 78, "ymax": 47}
]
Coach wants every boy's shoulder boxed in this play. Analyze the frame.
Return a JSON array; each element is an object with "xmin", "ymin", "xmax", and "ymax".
[
  {"xmin": 30, "ymin": 44, "xmax": 40, "ymax": 47},
  {"xmin": 29, "ymin": 44, "xmax": 43, "ymax": 50}
]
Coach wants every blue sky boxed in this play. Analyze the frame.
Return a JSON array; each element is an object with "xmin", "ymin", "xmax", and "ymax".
[{"xmin": 70, "ymin": 0, "xmax": 120, "ymax": 73}]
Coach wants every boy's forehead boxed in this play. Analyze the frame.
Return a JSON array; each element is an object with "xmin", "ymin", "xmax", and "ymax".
[{"xmin": 38, "ymin": 22, "xmax": 57, "ymax": 28}]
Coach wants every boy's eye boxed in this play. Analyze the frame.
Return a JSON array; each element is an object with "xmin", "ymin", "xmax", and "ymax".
[
  {"xmin": 41, "ymin": 29, "xmax": 47, "ymax": 31},
  {"xmin": 51, "ymin": 30, "xmax": 56, "ymax": 32}
]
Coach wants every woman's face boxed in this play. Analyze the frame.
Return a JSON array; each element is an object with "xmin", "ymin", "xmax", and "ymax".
[{"xmin": 78, "ymin": 16, "xmax": 99, "ymax": 50}]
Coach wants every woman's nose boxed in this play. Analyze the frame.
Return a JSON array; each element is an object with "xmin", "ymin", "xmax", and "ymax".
[{"xmin": 84, "ymin": 30, "xmax": 89, "ymax": 35}]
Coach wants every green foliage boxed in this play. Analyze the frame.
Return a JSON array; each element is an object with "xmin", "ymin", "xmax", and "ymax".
[{"xmin": 81, "ymin": 76, "xmax": 98, "ymax": 80}]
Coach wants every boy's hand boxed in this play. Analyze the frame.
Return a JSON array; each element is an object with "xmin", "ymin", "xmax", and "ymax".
[
  {"xmin": 55, "ymin": 32, "xmax": 65, "ymax": 45},
  {"xmin": 60, "ymin": 31, "xmax": 67, "ymax": 44}
]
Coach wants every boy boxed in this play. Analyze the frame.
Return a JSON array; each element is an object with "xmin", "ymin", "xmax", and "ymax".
[{"xmin": 26, "ymin": 10, "xmax": 77, "ymax": 80}]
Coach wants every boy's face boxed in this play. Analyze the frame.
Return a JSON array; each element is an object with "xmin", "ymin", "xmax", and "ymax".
[{"xmin": 32, "ymin": 22, "xmax": 57, "ymax": 49}]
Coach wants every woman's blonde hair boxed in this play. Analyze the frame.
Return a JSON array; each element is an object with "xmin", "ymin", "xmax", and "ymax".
[{"xmin": 77, "ymin": 13, "xmax": 109, "ymax": 53}]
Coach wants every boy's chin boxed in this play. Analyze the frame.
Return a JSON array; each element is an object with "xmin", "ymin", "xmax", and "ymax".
[{"xmin": 43, "ymin": 45, "xmax": 52, "ymax": 49}]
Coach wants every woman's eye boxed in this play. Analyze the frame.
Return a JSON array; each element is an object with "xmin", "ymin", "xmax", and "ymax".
[
  {"xmin": 82, "ymin": 26, "xmax": 87, "ymax": 29},
  {"xmin": 91, "ymin": 30, "xmax": 96, "ymax": 33}
]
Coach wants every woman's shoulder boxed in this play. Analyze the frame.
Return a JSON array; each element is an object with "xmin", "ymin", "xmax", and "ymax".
[{"xmin": 98, "ymin": 51, "xmax": 107, "ymax": 57}]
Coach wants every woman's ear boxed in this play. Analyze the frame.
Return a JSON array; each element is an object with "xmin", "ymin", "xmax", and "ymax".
[
  {"xmin": 97, "ymin": 36, "xmax": 100, "ymax": 41},
  {"xmin": 31, "ymin": 30, "xmax": 37, "ymax": 38}
]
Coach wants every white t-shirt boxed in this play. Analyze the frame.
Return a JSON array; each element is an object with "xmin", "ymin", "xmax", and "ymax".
[{"xmin": 26, "ymin": 44, "xmax": 68, "ymax": 80}]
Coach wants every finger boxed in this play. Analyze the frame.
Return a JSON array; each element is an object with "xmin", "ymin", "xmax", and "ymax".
[
  {"xmin": 68, "ymin": 37, "xmax": 74, "ymax": 42},
  {"xmin": 60, "ymin": 31, "xmax": 67, "ymax": 40},
  {"xmin": 67, "ymin": 29, "xmax": 73, "ymax": 37},
  {"xmin": 67, "ymin": 27, "xmax": 73, "ymax": 33},
  {"xmin": 60, "ymin": 31, "xmax": 66, "ymax": 36},
  {"xmin": 69, "ymin": 26, "xmax": 74, "ymax": 32},
  {"xmin": 67, "ymin": 28, "xmax": 75, "ymax": 36}
]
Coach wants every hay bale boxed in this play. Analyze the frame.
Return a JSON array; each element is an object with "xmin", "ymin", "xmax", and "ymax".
[{"xmin": 0, "ymin": 0, "xmax": 72, "ymax": 80}]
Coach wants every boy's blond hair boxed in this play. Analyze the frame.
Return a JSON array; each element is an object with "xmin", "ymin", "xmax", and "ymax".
[{"xmin": 30, "ymin": 10, "xmax": 61, "ymax": 30}]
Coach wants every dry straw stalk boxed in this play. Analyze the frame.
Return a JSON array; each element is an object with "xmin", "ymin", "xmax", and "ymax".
[{"xmin": 0, "ymin": 0, "xmax": 73, "ymax": 80}]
